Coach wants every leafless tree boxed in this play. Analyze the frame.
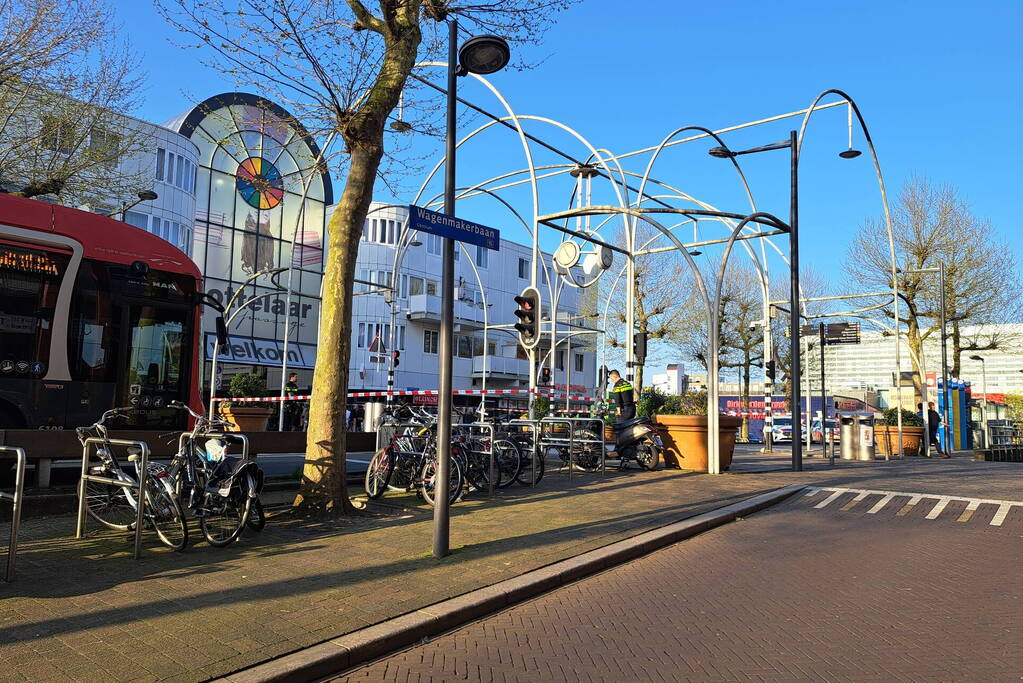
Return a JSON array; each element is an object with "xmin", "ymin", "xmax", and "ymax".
[
  {"xmin": 158, "ymin": 0, "xmax": 578, "ymax": 514},
  {"xmin": 0, "ymin": 0, "xmax": 148, "ymax": 206},
  {"xmin": 844, "ymin": 177, "xmax": 1022, "ymax": 398}
]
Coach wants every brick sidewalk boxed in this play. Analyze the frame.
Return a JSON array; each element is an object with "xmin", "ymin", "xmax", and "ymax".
[{"xmin": 0, "ymin": 455, "xmax": 1018, "ymax": 682}]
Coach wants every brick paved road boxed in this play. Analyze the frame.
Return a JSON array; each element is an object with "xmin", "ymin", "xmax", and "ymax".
[{"xmin": 340, "ymin": 485, "xmax": 1023, "ymax": 681}]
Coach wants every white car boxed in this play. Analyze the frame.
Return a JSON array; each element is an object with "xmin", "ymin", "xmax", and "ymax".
[{"xmin": 769, "ymin": 417, "xmax": 794, "ymax": 442}]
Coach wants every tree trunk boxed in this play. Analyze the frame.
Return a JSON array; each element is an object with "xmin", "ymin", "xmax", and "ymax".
[{"xmin": 294, "ymin": 13, "xmax": 422, "ymax": 513}]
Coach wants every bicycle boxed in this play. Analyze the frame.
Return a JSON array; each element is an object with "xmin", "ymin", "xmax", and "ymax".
[
  {"xmin": 364, "ymin": 405, "xmax": 463, "ymax": 506},
  {"xmin": 75, "ymin": 408, "xmax": 188, "ymax": 551},
  {"xmin": 166, "ymin": 401, "xmax": 265, "ymax": 547}
]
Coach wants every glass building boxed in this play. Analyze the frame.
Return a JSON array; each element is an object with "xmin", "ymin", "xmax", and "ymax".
[{"xmin": 166, "ymin": 93, "xmax": 333, "ymax": 388}]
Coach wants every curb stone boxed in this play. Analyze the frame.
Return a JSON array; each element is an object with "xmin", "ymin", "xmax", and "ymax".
[{"xmin": 218, "ymin": 483, "xmax": 806, "ymax": 683}]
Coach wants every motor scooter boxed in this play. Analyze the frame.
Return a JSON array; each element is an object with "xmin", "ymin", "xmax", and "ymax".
[{"xmin": 606, "ymin": 416, "xmax": 662, "ymax": 470}]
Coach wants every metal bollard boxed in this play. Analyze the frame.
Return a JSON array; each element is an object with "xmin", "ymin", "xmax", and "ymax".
[{"xmin": 1, "ymin": 446, "xmax": 26, "ymax": 582}]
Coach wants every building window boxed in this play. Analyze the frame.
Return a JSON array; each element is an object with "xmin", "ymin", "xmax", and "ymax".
[
  {"xmin": 423, "ymin": 330, "xmax": 438, "ymax": 354},
  {"xmin": 89, "ymin": 128, "xmax": 120, "ymax": 165},
  {"xmin": 575, "ymin": 353, "xmax": 584, "ymax": 372},
  {"xmin": 165, "ymin": 151, "xmax": 175, "ymax": 184},
  {"xmin": 475, "ymin": 245, "xmax": 488, "ymax": 268},
  {"xmin": 123, "ymin": 211, "xmax": 148, "ymax": 230},
  {"xmin": 40, "ymin": 117, "xmax": 73, "ymax": 153},
  {"xmin": 425, "ymin": 279, "xmax": 438, "ymax": 296},
  {"xmin": 457, "ymin": 335, "xmax": 473, "ymax": 359},
  {"xmin": 357, "ymin": 323, "xmax": 366, "ymax": 348},
  {"xmin": 409, "ymin": 276, "xmax": 424, "ymax": 296},
  {"xmin": 156, "ymin": 148, "xmax": 165, "ymax": 181},
  {"xmin": 518, "ymin": 257, "xmax": 528, "ymax": 279},
  {"xmin": 398, "ymin": 325, "xmax": 406, "ymax": 351},
  {"xmin": 555, "ymin": 349, "xmax": 565, "ymax": 371},
  {"xmin": 399, "ymin": 274, "xmax": 409, "ymax": 299},
  {"xmin": 427, "ymin": 233, "xmax": 441, "ymax": 256}
]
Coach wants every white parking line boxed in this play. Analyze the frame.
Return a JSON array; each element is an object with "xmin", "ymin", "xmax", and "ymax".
[
  {"xmin": 925, "ymin": 498, "xmax": 950, "ymax": 519},
  {"xmin": 867, "ymin": 494, "xmax": 895, "ymax": 514},
  {"xmin": 814, "ymin": 490, "xmax": 845, "ymax": 509}
]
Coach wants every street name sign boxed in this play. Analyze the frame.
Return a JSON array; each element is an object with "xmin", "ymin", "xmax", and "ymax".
[
  {"xmin": 824, "ymin": 322, "xmax": 860, "ymax": 345},
  {"xmin": 408, "ymin": 204, "xmax": 500, "ymax": 251}
]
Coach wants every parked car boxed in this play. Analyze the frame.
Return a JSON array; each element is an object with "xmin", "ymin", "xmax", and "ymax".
[
  {"xmin": 770, "ymin": 417, "xmax": 794, "ymax": 442},
  {"xmin": 812, "ymin": 419, "xmax": 839, "ymax": 443}
]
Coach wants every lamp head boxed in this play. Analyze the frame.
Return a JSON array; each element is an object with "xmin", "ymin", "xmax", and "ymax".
[
  {"xmin": 839, "ymin": 149, "xmax": 862, "ymax": 159},
  {"xmin": 137, "ymin": 190, "xmax": 158, "ymax": 201},
  {"xmin": 687, "ymin": 250, "xmax": 702, "ymax": 257},
  {"xmin": 969, "ymin": 355, "xmax": 984, "ymax": 361},
  {"xmin": 408, "ymin": 240, "xmax": 423, "ymax": 248},
  {"xmin": 458, "ymin": 35, "xmax": 510, "ymax": 75},
  {"xmin": 707, "ymin": 146, "xmax": 734, "ymax": 159}
]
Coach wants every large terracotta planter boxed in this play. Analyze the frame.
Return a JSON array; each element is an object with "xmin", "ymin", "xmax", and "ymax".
[
  {"xmin": 874, "ymin": 425, "xmax": 926, "ymax": 457},
  {"xmin": 653, "ymin": 414, "xmax": 742, "ymax": 472},
  {"xmin": 218, "ymin": 404, "xmax": 273, "ymax": 432}
]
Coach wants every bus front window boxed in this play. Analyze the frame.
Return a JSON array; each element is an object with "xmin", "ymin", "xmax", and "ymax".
[{"xmin": 127, "ymin": 305, "xmax": 186, "ymax": 396}]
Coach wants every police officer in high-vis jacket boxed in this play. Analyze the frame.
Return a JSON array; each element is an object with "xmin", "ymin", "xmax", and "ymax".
[{"xmin": 607, "ymin": 369, "xmax": 636, "ymax": 421}]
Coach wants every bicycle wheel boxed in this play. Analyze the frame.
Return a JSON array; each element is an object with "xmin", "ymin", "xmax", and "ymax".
[
  {"xmin": 420, "ymin": 455, "xmax": 463, "ymax": 507},
  {"xmin": 461, "ymin": 445, "xmax": 493, "ymax": 492},
  {"xmin": 572, "ymin": 429, "xmax": 604, "ymax": 471},
  {"xmin": 365, "ymin": 448, "xmax": 394, "ymax": 499},
  {"xmin": 199, "ymin": 487, "xmax": 249, "ymax": 547},
  {"xmin": 81, "ymin": 469, "xmax": 138, "ymax": 531},
  {"xmin": 494, "ymin": 439, "xmax": 522, "ymax": 489},
  {"xmin": 515, "ymin": 439, "xmax": 545, "ymax": 486},
  {"xmin": 145, "ymin": 478, "xmax": 188, "ymax": 551},
  {"xmin": 246, "ymin": 497, "xmax": 266, "ymax": 531}
]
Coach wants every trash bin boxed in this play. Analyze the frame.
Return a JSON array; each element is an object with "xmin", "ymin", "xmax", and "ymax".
[
  {"xmin": 855, "ymin": 412, "xmax": 875, "ymax": 461},
  {"xmin": 840, "ymin": 413, "xmax": 858, "ymax": 460}
]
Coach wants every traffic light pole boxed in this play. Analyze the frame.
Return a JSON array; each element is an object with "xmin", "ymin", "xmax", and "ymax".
[
  {"xmin": 788, "ymin": 130, "xmax": 803, "ymax": 472},
  {"xmin": 819, "ymin": 323, "xmax": 826, "ymax": 448},
  {"xmin": 433, "ymin": 18, "xmax": 458, "ymax": 559}
]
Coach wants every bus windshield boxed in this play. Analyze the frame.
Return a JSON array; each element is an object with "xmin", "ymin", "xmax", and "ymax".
[{"xmin": 0, "ymin": 244, "xmax": 70, "ymax": 374}]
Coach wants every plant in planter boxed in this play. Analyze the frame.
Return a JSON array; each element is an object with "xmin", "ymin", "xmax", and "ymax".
[
  {"xmin": 875, "ymin": 407, "xmax": 926, "ymax": 457},
  {"xmin": 219, "ymin": 373, "xmax": 274, "ymax": 432},
  {"xmin": 652, "ymin": 390, "xmax": 741, "ymax": 471}
]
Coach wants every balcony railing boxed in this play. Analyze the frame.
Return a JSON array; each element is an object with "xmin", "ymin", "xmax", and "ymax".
[
  {"xmin": 407, "ymin": 294, "xmax": 486, "ymax": 329},
  {"xmin": 471, "ymin": 355, "xmax": 528, "ymax": 378}
]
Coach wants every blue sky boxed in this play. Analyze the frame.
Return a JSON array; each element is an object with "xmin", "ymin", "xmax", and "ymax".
[{"xmin": 121, "ymin": 0, "xmax": 1023, "ymax": 286}]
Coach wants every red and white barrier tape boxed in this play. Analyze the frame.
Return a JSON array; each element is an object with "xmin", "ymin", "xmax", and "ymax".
[{"xmin": 212, "ymin": 387, "xmax": 600, "ymax": 403}]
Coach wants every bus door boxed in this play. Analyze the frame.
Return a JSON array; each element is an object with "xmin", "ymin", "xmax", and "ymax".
[{"xmin": 117, "ymin": 301, "xmax": 192, "ymax": 428}]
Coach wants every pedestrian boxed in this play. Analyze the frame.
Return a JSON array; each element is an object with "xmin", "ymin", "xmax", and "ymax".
[
  {"xmin": 282, "ymin": 372, "xmax": 301, "ymax": 431},
  {"xmin": 928, "ymin": 401, "xmax": 948, "ymax": 458},
  {"xmin": 607, "ymin": 369, "xmax": 636, "ymax": 421}
]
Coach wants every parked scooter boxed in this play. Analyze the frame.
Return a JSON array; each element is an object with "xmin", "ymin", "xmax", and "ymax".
[{"xmin": 606, "ymin": 416, "xmax": 662, "ymax": 470}]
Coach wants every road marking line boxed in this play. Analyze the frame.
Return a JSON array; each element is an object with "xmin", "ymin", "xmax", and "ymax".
[
  {"xmin": 840, "ymin": 491, "xmax": 870, "ymax": 511},
  {"xmin": 926, "ymin": 498, "xmax": 950, "ymax": 519},
  {"xmin": 814, "ymin": 490, "xmax": 845, "ymax": 509},
  {"xmin": 896, "ymin": 495, "xmax": 923, "ymax": 516},
  {"xmin": 991, "ymin": 504, "xmax": 1012, "ymax": 527},
  {"xmin": 957, "ymin": 499, "xmax": 981, "ymax": 523},
  {"xmin": 804, "ymin": 487, "xmax": 821, "ymax": 497},
  {"xmin": 867, "ymin": 494, "xmax": 895, "ymax": 514}
]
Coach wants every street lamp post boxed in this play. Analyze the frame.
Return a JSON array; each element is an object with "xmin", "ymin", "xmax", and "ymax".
[
  {"xmin": 109, "ymin": 190, "xmax": 158, "ymax": 220},
  {"xmin": 433, "ymin": 21, "xmax": 510, "ymax": 559},
  {"xmin": 970, "ymin": 354, "xmax": 988, "ymax": 448}
]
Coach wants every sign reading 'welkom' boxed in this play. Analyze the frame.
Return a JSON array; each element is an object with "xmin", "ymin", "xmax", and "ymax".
[
  {"xmin": 204, "ymin": 333, "xmax": 317, "ymax": 368},
  {"xmin": 408, "ymin": 204, "xmax": 500, "ymax": 251}
]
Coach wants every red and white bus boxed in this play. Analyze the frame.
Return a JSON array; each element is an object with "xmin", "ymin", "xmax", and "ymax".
[{"xmin": 0, "ymin": 194, "xmax": 202, "ymax": 429}]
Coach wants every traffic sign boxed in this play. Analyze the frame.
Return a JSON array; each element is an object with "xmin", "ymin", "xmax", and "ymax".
[
  {"xmin": 408, "ymin": 205, "xmax": 500, "ymax": 251},
  {"xmin": 824, "ymin": 322, "xmax": 860, "ymax": 345}
]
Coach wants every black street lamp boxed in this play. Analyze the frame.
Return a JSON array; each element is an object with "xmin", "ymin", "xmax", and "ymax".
[
  {"xmin": 708, "ymin": 132, "xmax": 859, "ymax": 471},
  {"xmin": 110, "ymin": 189, "xmax": 159, "ymax": 220},
  {"xmin": 969, "ymin": 354, "xmax": 988, "ymax": 447},
  {"xmin": 434, "ymin": 22, "xmax": 510, "ymax": 559}
]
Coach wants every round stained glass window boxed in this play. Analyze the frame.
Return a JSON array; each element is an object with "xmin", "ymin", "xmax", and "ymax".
[{"xmin": 236, "ymin": 157, "xmax": 284, "ymax": 209}]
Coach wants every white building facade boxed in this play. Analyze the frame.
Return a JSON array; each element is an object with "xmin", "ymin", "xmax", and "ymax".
[
  {"xmin": 823, "ymin": 324, "xmax": 1023, "ymax": 396},
  {"xmin": 349, "ymin": 202, "xmax": 598, "ymax": 401}
]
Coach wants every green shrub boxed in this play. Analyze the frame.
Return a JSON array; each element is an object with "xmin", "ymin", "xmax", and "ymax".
[
  {"xmin": 225, "ymin": 372, "xmax": 267, "ymax": 408},
  {"xmin": 881, "ymin": 407, "xmax": 924, "ymax": 427},
  {"xmin": 637, "ymin": 387, "xmax": 667, "ymax": 417},
  {"xmin": 658, "ymin": 391, "xmax": 709, "ymax": 416},
  {"xmin": 530, "ymin": 395, "xmax": 550, "ymax": 421}
]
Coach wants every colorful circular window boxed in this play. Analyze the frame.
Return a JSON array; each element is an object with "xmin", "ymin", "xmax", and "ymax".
[{"xmin": 235, "ymin": 157, "xmax": 284, "ymax": 209}]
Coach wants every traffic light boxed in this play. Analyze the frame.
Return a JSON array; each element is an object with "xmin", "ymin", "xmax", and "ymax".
[
  {"xmin": 514, "ymin": 287, "xmax": 540, "ymax": 348},
  {"xmin": 392, "ymin": 350, "xmax": 400, "ymax": 368},
  {"xmin": 634, "ymin": 332, "xmax": 648, "ymax": 364},
  {"xmin": 765, "ymin": 360, "xmax": 776, "ymax": 381},
  {"xmin": 540, "ymin": 367, "xmax": 551, "ymax": 385}
]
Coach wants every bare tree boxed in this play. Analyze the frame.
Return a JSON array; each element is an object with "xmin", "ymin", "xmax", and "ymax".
[
  {"xmin": 595, "ymin": 226, "xmax": 701, "ymax": 393},
  {"xmin": 159, "ymin": 0, "xmax": 577, "ymax": 514},
  {"xmin": 844, "ymin": 177, "xmax": 1022, "ymax": 397},
  {"xmin": 0, "ymin": 0, "xmax": 148, "ymax": 206}
]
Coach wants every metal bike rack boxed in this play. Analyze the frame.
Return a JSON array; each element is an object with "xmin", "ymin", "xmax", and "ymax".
[
  {"xmin": 539, "ymin": 417, "xmax": 576, "ymax": 477},
  {"xmin": 76, "ymin": 438, "xmax": 151, "ymax": 561},
  {"xmin": 565, "ymin": 417, "xmax": 606, "ymax": 476},
  {"xmin": 460, "ymin": 422, "xmax": 496, "ymax": 496},
  {"xmin": 1, "ymin": 446, "xmax": 26, "ymax": 582},
  {"xmin": 508, "ymin": 419, "xmax": 540, "ymax": 487},
  {"xmin": 178, "ymin": 432, "xmax": 252, "ymax": 463}
]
